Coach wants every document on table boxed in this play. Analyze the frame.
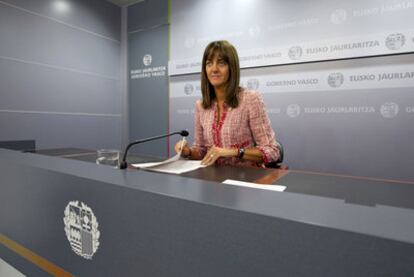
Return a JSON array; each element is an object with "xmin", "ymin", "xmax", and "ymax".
[
  {"xmin": 223, "ymin": 179, "xmax": 286, "ymax": 191},
  {"xmin": 132, "ymin": 153, "xmax": 206, "ymax": 174}
]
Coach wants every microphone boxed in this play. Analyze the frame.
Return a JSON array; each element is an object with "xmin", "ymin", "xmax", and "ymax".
[{"xmin": 119, "ymin": 130, "xmax": 189, "ymax": 169}]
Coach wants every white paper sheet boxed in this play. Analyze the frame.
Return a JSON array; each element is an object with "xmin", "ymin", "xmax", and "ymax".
[
  {"xmin": 140, "ymin": 160, "xmax": 206, "ymax": 174},
  {"xmin": 222, "ymin": 179, "xmax": 286, "ymax": 191},
  {"xmin": 132, "ymin": 149, "xmax": 206, "ymax": 174},
  {"xmin": 132, "ymin": 152, "xmax": 181, "ymax": 169}
]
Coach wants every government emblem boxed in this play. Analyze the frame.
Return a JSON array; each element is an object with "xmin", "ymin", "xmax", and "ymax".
[
  {"xmin": 327, "ymin": 72, "xmax": 344, "ymax": 88},
  {"xmin": 385, "ymin": 33, "xmax": 405, "ymax": 50},
  {"xmin": 380, "ymin": 102, "xmax": 399, "ymax": 118},
  {"xmin": 184, "ymin": 83, "xmax": 194, "ymax": 95},
  {"xmin": 63, "ymin": 201, "xmax": 100, "ymax": 259},
  {"xmin": 287, "ymin": 104, "xmax": 301, "ymax": 118},
  {"xmin": 143, "ymin": 54, "xmax": 152, "ymax": 66},
  {"xmin": 247, "ymin": 79, "xmax": 260, "ymax": 90},
  {"xmin": 288, "ymin": 46, "xmax": 303, "ymax": 60}
]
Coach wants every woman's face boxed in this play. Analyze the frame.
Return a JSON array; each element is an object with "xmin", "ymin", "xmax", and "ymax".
[{"xmin": 205, "ymin": 54, "xmax": 229, "ymax": 90}]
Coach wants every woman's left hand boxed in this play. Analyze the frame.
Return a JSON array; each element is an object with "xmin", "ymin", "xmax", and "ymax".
[
  {"xmin": 201, "ymin": 147, "xmax": 237, "ymax": 166},
  {"xmin": 201, "ymin": 146, "xmax": 222, "ymax": 166}
]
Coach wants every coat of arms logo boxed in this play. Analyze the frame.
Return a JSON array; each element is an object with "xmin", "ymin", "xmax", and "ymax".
[{"xmin": 63, "ymin": 201, "xmax": 100, "ymax": 259}]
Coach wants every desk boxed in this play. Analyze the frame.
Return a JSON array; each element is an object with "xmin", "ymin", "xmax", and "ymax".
[
  {"xmin": 34, "ymin": 147, "xmax": 289, "ymax": 184},
  {"xmin": 36, "ymin": 148, "xmax": 414, "ymax": 210},
  {"xmin": 1, "ymin": 148, "xmax": 413, "ymax": 276}
]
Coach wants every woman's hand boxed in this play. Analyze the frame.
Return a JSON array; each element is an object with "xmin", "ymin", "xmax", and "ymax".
[
  {"xmin": 201, "ymin": 147, "xmax": 237, "ymax": 166},
  {"xmin": 174, "ymin": 140, "xmax": 191, "ymax": 157}
]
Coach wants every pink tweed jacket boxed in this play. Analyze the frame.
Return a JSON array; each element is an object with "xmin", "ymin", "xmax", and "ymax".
[{"xmin": 192, "ymin": 89, "xmax": 279, "ymax": 167}]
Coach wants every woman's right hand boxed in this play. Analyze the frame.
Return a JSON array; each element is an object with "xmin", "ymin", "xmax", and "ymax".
[{"xmin": 175, "ymin": 140, "xmax": 191, "ymax": 157}]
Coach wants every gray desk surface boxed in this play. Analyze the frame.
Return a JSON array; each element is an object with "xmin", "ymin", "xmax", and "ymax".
[{"xmin": 35, "ymin": 148, "xmax": 414, "ymax": 210}]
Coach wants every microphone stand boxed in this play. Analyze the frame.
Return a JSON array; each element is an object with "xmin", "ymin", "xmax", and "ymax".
[{"xmin": 119, "ymin": 130, "xmax": 188, "ymax": 169}]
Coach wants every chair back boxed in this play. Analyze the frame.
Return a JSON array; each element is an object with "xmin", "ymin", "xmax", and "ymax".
[{"xmin": 265, "ymin": 141, "xmax": 285, "ymax": 168}]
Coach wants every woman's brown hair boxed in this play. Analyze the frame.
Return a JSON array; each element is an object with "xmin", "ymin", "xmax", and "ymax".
[{"xmin": 201, "ymin": 40, "xmax": 240, "ymax": 109}]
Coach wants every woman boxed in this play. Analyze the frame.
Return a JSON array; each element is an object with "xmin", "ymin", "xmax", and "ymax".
[{"xmin": 175, "ymin": 40, "xmax": 280, "ymax": 167}]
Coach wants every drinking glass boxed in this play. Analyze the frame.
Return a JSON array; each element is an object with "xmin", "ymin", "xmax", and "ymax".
[{"xmin": 96, "ymin": 149, "xmax": 120, "ymax": 168}]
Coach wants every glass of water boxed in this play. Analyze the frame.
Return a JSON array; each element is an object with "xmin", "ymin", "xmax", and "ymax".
[{"xmin": 96, "ymin": 149, "xmax": 120, "ymax": 168}]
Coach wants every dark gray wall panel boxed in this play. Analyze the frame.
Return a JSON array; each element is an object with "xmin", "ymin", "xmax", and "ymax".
[
  {"xmin": 0, "ymin": 0, "xmax": 121, "ymax": 150},
  {"xmin": 127, "ymin": 0, "xmax": 169, "ymax": 157},
  {"xmin": 0, "ymin": 2, "xmax": 120, "ymax": 78},
  {"xmin": 127, "ymin": 0, "xmax": 167, "ymax": 32},
  {"xmin": 128, "ymin": 24, "xmax": 169, "ymax": 157},
  {"xmin": 0, "ymin": 112, "xmax": 121, "ymax": 149},
  {"xmin": 0, "ymin": 58, "xmax": 120, "ymax": 114},
  {"xmin": 0, "ymin": 0, "xmax": 120, "ymax": 41}
]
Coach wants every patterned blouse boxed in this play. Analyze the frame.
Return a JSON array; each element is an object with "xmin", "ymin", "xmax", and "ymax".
[{"xmin": 192, "ymin": 89, "xmax": 280, "ymax": 167}]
